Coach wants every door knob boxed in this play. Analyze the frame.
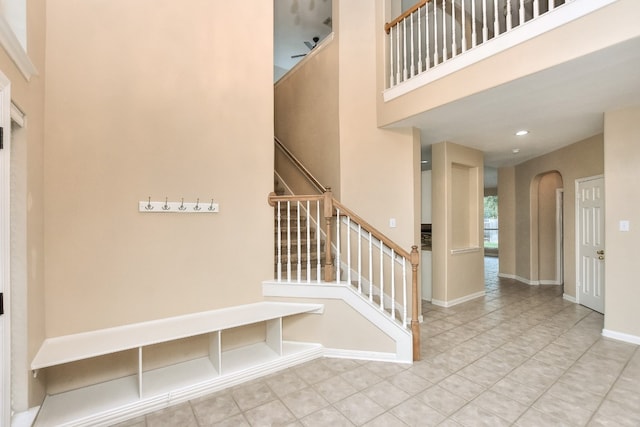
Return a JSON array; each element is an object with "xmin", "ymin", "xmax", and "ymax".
[
  {"xmin": 596, "ymin": 250, "xmax": 605, "ymax": 255},
  {"xmin": 598, "ymin": 256, "xmax": 605, "ymax": 260}
]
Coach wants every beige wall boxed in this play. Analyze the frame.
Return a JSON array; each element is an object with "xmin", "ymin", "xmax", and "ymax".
[
  {"xmin": 338, "ymin": 0, "xmax": 419, "ymax": 252},
  {"xmin": 43, "ymin": 0, "xmax": 274, "ymax": 336},
  {"xmin": 274, "ymin": 37, "xmax": 340, "ymax": 197},
  {"xmin": 378, "ymin": 0, "xmax": 640, "ymax": 127},
  {"xmin": 1, "ymin": 0, "xmax": 48, "ymax": 409},
  {"xmin": 603, "ymin": 107, "xmax": 640, "ymax": 338},
  {"xmin": 502, "ymin": 135, "xmax": 603, "ymax": 294},
  {"xmin": 432, "ymin": 142, "xmax": 484, "ymax": 304},
  {"xmin": 497, "ymin": 167, "xmax": 516, "ymax": 276},
  {"xmin": 538, "ymin": 172, "xmax": 563, "ymax": 282}
]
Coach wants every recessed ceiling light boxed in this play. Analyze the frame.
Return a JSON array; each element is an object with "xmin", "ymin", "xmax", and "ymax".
[
  {"xmin": 512, "ymin": 148, "xmax": 520, "ymax": 154},
  {"xmin": 515, "ymin": 130, "xmax": 529, "ymax": 136}
]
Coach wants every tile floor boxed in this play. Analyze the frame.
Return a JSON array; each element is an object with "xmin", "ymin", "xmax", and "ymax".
[{"xmin": 115, "ymin": 258, "xmax": 640, "ymax": 426}]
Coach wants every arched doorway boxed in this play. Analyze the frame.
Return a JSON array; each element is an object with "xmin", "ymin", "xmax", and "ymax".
[{"xmin": 530, "ymin": 171, "xmax": 564, "ymax": 286}]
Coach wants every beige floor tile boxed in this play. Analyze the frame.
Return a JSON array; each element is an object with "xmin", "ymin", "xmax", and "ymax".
[
  {"xmin": 333, "ymin": 393, "xmax": 385, "ymax": 425},
  {"xmin": 390, "ymin": 397, "xmax": 446, "ymax": 426},
  {"xmin": 438, "ymin": 374, "xmax": 486, "ymax": 401},
  {"xmin": 243, "ymin": 400, "xmax": 296, "ymax": 427},
  {"xmin": 451, "ymin": 403, "xmax": 511, "ymax": 427},
  {"xmin": 417, "ymin": 385, "xmax": 467, "ymax": 416},
  {"xmin": 280, "ymin": 386, "xmax": 329, "ymax": 419},
  {"xmin": 312, "ymin": 375, "xmax": 358, "ymax": 403},
  {"xmin": 362, "ymin": 412, "xmax": 407, "ymax": 427},
  {"xmin": 300, "ymin": 407, "xmax": 354, "ymax": 427},
  {"xmin": 191, "ymin": 392, "xmax": 241, "ymax": 425},
  {"xmin": 472, "ymin": 390, "xmax": 528, "ymax": 423},
  {"xmin": 362, "ymin": 380, "xmax": 410, "ymax": 409}
]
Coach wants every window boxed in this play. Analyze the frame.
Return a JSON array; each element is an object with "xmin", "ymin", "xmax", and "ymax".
[{"xmin": 484, "ymin": 195, "xmax": 498, "ymax": 252}]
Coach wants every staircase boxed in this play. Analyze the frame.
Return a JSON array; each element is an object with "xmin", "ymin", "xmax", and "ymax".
[{"xmin": 271, "ymin": 139, "xmax": 420, "ymax": 362}]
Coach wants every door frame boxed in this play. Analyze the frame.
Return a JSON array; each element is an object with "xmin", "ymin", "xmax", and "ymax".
[
  {"xmin": 574, "ymin": 174, "xmax": 605, "ymax": 309},
  {"xmin": 0, "ymin": 69, "xmax": 12, "ymax": 427},
  {"xmin": 555, "ymin": 188, "xmax": 564, "ymax": 286}
]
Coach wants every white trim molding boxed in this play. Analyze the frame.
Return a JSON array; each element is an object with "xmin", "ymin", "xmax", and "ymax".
[
  {"xmin": 0, "ymin": 15, "xmax": 37, "ymax": 81},
  {"xmin": 262, "ymin": 281, "xmax": 413, "ymax": 363},
  {"xmin": 432, "ymin": 290, "xmax": 485, "ymax": 308},
  {"xmin": 602, "ymin": 329, "xmax": 640, "ymax": 346},
  {"xmin": 562, "ymin": 293, "xmax": 577, "ymax": 303}
]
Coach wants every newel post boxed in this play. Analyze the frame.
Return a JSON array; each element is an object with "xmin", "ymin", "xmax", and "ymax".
[
  {"xmin": 323, "ymin": 188, "xmax": 334, "ymax": 282},
  {"xmin": 410, "ymin": 245, "xmax": 421, "ymax": 361}
]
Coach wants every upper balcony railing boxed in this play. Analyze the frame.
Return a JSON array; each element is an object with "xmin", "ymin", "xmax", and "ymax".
[{"xmin": 385, "ymin": 0, "xmax": 571, "ymax": 90}]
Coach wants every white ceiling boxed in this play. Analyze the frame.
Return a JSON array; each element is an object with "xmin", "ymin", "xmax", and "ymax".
[
  {"xmin": 274, "ymin": 0, "xmax": 333, "ymax": 74},
  {"xmin": 392, "ymin": 35, "xmax": 640, "ymax": 169}
]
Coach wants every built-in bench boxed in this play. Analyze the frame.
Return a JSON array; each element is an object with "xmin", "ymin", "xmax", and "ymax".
[{"xmin": 31, "ymin": 301, "xmax": 324, "ymax": 426}]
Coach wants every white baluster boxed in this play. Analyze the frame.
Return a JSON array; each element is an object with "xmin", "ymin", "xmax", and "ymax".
[
  {"xmin": 336, "ymin": 208, "xmax": 341, "ymax": 284},
  {"xmin": 391, "ymin": 249, "xmax": 396, "ymax": 320},
  {"xmin": 277, "ymin": 201, "xmax": 282, "ymax": 282},
  {"xmin": 506, "ymin": 0, "xmax": 512, "ymax": 31},
  {"xmin": 410, "ymin": 11, "xmax": 415, "ymax": 77},
  {"xmin": 296, "ymin": 201, "xmax": 301, "ymax": 281},
  {"xmin": 433, "ymin": 0, "xmax": 439, "ymax": 65},
  {"xmin": 451, "ymin": 0, "xmax": 457, "ymax": 58},
  {"xmin": 442, "ymin": 0, "xmax": 448, "ymax": 61},
  {"xmin": 402, "ymin": 258, "xmax": 407, "ymax": 327},
  {"xmin": 417, "ymin": 6, "xmax": 423, "ymax": 74},
  {"xmin": 494, "ymin": 0, "xmax": 500, "ymax": 37},
  {"xmin": 550, "ymin": 0, "xmax": 556, "ymax": 11},
  {"xmin": 287, "ymin": 201, "xmax": 291, "ymax": 281},
  {"xmin": 519, "ymin": 0, "xmax": 525, "ymax": 25},
  {"xmin": 471, "ymin": 0, "xmax": 477, "ymax": 48},
  {"xmin": 482, "ymin": 0, "xmax": 488, "ymax": 42},
  {"xmin": 358, "ymin": 224, "xmax": 362, "ymax": 293},
  {"xmin": 380, "ymin": 240, "xmax": 384, "ymax": 311},
  {"xmin": 369, "ymin": 231, "xmax": 373, "ymax": 302},
  {"xmin": 402, "ymin": 19, "xmax": 408, "ymax": 81},
  {"xmin": 533, "ymin": 0, "xmax": 539, "ymax": 18},
  {"xmin": 389, "ymin": 26, "xmax": 395, "ymax": 87},
  {"xmin": 306, "ymin": 201, "xmax": 311, "ymax": 282},
  {"xmin": 316, "ymin": 201, "xmax": 321, "ymax": 282},
  {"xmin": 461, "ymin": 0, "xmax": 467, "ymax": 53},
  {"xmin": 395, "ymin": 25, "xmax": 401, "ymax": 86},
  {"xmin": 425, "ymin": 3, "xmax": 431, "ymax": 69},
  {"xmin": 347, "ymin": 215, "xmax": 352, "ymax": 286}
]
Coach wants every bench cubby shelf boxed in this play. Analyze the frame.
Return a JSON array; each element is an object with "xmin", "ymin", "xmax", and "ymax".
[{"xmin": 31, "ymin": 302, "xmax": 324, "ymax": 427}]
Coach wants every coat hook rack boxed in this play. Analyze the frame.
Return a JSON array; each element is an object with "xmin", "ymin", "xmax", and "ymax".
[{"xmin": 139, "ymin": 197, "xmax": 219, "ymax": 214}]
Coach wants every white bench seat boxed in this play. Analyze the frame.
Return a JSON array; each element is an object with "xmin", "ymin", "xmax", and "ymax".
[
  {"xmin": 32, "ymin": 301, "xmax": 324, "ymax": 427},
  {"xmin": 32, "ymin": 301, "xmax": 323, "ymax": 370}
]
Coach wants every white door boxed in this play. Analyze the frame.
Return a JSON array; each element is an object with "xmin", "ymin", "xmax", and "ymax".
[{"xmin": 577, "ymin": 176, "xmax": 605, "ymax": 313}]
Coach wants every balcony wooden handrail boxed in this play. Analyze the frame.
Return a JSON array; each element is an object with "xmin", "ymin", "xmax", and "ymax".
[
  {"xmin": 275, "ymin": 137, "xmax": 327, "ymax": 194},
  {"xmin": 384, "ymin": 0, "xmax": 430, "ymax": 34}
]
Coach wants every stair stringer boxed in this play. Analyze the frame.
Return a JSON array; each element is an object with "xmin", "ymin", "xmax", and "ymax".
[{"xmin": 262, "ymin": 281, "xmax": 413, "ymax": 363}]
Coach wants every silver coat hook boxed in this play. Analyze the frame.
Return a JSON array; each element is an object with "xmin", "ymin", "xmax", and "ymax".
[
  {"xmin": 193, "ymin": 198, "xmax": 201, "ymax": 211},
  {"xmin": 178, "ymin": 198, "xmax": 186, "ymax": 211},
  {"xmin": 145, "ymin": 196, "xmax": 153, "ymax": 210},
  {"xmin": 208, "ymin": 198, "xmax": 215, "ymax": 211},
  {"xmin": 162, "ymin": 197, "xmax": 170, "ymax": 210}
]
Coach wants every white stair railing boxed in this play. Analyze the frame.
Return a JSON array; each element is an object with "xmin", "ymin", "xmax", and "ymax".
[
  {"xmin": 385, "ymin": 0, "xmax": 571, "ymax": 88},
  {"xmin": 268, "ymin": 191, "xmax": 421, "ymax": 359}
]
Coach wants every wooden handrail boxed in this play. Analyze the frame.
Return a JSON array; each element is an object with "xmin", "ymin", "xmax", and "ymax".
[
  {"xmin": 332, "ymin": 199, "xmax": 412, "ymax": 260},
  {"xmin": 275, "ymin": 137, "xmax": 327, "ymax": 194},
  {"xmin": 384, "ymin": 0, "xmax": 430, "ymax": 34},
  {"xmin": 268, "ymin": 192, "xmax": 326, "ymax": 206}
]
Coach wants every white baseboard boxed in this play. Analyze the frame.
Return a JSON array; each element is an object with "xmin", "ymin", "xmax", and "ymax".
[
  {"xmin": 562, "ymin": 293, "xmax": 577, "ymax": 303},
  {"xmin": 497, "ymin": 273, "xmax": 561, "ymax": 286},
  {"xmin": 12, "ymin": 407, "xmax": 40, "ymax": 427},
  {"xmin": 323, "ymin": 348, "xmax": 410, "ymax": 365},
  {"xmin": 431, "ymin": 290, "xmax": 485, "ymax": 308},
  {"xmin": 602, "ymin": 329, "xmax": 640, "ymax": 346}
]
